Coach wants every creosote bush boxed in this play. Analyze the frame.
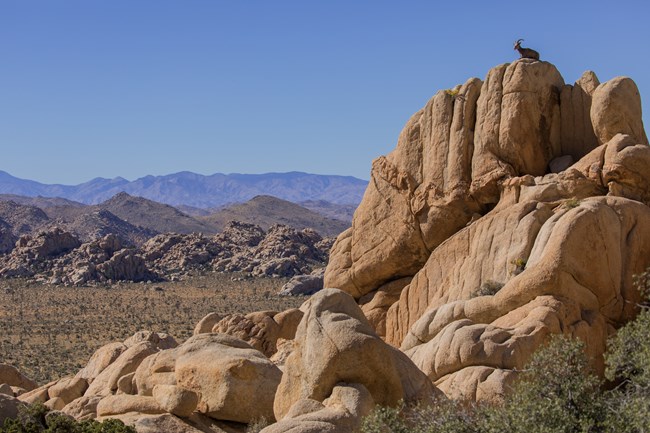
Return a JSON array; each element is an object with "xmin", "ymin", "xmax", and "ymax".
[
  {"xmin": 1, "ymin": 403, "xmax": 137, "ymax": 433},
  {"xmin": 602, "ymin": 267, "xmax": 650, "ymax": 433}
]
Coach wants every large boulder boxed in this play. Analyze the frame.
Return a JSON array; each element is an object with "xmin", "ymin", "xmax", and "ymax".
[
  {"xmin": 132, "ymin": 333, "xmax": 282, "ymax": 424},
  {"xmin": 324, "ymin": 76, "xmax": 482, "ymax": 298},
  {"xmin": 84, "ymin": 331, "xmax": 177, "ymax": 397},
  {"xmin": 591, "ymin": 76, "xmax": 648, "ymax": 146},
  {"xmin": 274, "ymin": 289, "xmax": 439, "ymax": 421},
  {"xmin": 174, "ymin": 334, "xmax": 281, "ymax": 423},
  {"xmin": 0, "ymin": 364, "xmax": 37, "ymax": 391},
  {"xmin": 76, "ymin": 342, "xmax": 127, "ymax": 383}
]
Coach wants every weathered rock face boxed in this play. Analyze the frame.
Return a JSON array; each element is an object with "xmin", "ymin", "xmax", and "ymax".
[
  {"xmin": 261, "ymin": 383, "xmax": 375, "ymax": 433},
  {"xmin": 325, "ymin": 59, "xmax": 649, "ymax": 402},
  {"xmin": 130, "ymin": 333, "xmax": 281, "ymax": 424},
  {"xmin": 274, "ymin": 289, "xmax": 440, "ymax": 421}
]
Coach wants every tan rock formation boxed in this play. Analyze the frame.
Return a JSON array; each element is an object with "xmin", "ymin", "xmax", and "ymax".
[
  {"xmin": 96, "ymin": 394, "xmax": 164, "ymax": 417},
  {"xmin": 560, "ymin": 71, "xmax": 600, "ymax": 160},
  {"xmin": 325, "ymin": 59, "xmax": 649, "ymax": 403},
  {"xmin": 193, "ymin": 312, "xmax": 224, "ymax": 335},
  {"xmin": 388, "ymin": 196, "xmax": 650, "ymax": 400},
  {"xmin": 76, "ymin": 342, "xmax": 127, "ymax": 383},
  {"xmin": 174, "ymin": 333, "xmax": 281, "ymax": 423},
  {"xmin": 324, "ymin": 77, "xmax": 484, "ymax": 298},
  {"xmin": 61, "ymin": 395, "xmax": 102, "ymax": 420},
  {"xmin": 152, "ymin": 384, "xmax": 198, "ymax": 418},
  {"xmin": 131, "ymin": 333, "xmax": 281, "ymax": 424},
  {"xmin": 261, "ymin": 383, "xmax": 375, "ymax": 433},
  {"xmin": 84, "ymin": 342, "xmax": 161, "ymax": 397},
  {"xmin": 211, "ymin": 312, "xmax": 281, "ymax": 357},
  {"xmin": 274, "ymin": 289, "xmax": 439, "ymax": 421},
  {"xmin": 48, "ymin": 376, "xmax": 88, "ymax": 405}
]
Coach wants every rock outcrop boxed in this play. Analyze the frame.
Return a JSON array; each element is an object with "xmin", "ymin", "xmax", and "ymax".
[
  {"xmin": 274, "ymin": 289, "xmax": 440, "ymax": 420},
  {"xmin": 0, "ymin": 221, "xmax": 333, "ymax": 285},
  {"xmin": 325, "ymin": 59, "xmax": 650, "ymax": 402}
]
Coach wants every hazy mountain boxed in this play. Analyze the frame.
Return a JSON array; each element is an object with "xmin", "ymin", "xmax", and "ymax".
[
  {"xmin": 200, "ymin": 195, "xmax": 350, "ymax": 237},
  {"xmin": 299, "ymin": 200, "xmax": 357, "ymax": 223},
  {"xmin": 0, "ymin": 170, "xmax": 367, "ymax": 208},
  {"xmin": 0, "ymin": 194, "xmax": 86, "ymax": 209}
]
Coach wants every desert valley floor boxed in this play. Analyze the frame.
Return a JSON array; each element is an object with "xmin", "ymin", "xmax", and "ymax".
[{"xmin": 0, "ymin": 274, "xmax": 303, "ymax": 385}]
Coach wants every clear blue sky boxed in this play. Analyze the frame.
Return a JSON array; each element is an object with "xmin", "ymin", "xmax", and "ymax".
[{"xmin": 1, "ymin": 0, "xmax": 648, "ymax": 184}]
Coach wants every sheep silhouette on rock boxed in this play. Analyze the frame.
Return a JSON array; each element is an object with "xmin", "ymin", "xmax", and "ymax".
[{"xmin": 514, "ymin": 39, "xmax": 540, "ymax": 60}]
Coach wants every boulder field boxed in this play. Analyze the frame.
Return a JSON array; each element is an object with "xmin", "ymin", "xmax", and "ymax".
[{"xmin": 1, "ymin": 59, "xmax": 649, "ymax": 432}]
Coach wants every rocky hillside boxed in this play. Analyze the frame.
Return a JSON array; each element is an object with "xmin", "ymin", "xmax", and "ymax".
[
  {"xmin": 1, "ymin": 59, "xmax": 648, "ymax": 432},
  {"xmin": 0, "ymin": 193, "xmax": 352, "ymax": 247},
  {"xmin": 199, "ymin": 195, "xmax": 350, "ymax": 237},
  {"xmin": 0, "ymin": 170, "xmax": 368, "ymax": 207},
  {"xmin": 0, "ymin": 201, "xmax": 50, "ymax": 235},
  {"xmin": 97, "ymin": 192, "xmax": 217, "ymax": 235}
]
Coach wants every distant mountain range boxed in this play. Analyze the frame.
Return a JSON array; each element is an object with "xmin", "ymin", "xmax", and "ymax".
[
  {"xmin": 0, "ymin": 192, "xmax": 352, "ymax": 244},
  {"xmin": 0, "ymin": 170, "xmax": 368, "ymax": 208}
]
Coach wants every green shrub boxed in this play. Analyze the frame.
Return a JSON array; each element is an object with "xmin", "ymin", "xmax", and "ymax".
[
  {"xmin": 563, "ymin": 198, "xmax": 581, "ymax": 209},
  {"xmin": 482, "ymin": 335, "xmax": 604, "ymax": 433},
  {"xmin": 360, "ymin": 336, "xmax": 604, "ymax": 433},
  {"xmin": 602, "ymin": 268, "xmax": 650, "ymax": 433},
  {"xmin": 0, "ymin": 403, "xmax": 137, "ymax": 433},
  {"xmin": 361, "ymin": 397, "xmax": 478, "ymax": 433}
]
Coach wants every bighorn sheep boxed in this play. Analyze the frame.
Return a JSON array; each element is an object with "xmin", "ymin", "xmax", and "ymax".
[{"xmin": 514, "ymin": 39, "xmax": 540, "ymax": 60}]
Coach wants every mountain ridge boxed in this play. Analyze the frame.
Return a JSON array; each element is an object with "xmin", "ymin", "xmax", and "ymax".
[{"xmin": 0, "ymin": 170, "xmax": 368, "ymax": 208}]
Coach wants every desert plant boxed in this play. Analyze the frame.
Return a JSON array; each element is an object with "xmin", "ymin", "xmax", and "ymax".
[
  {"xmin": 602, "ymin": 268, "xmax": 650, "ymax": 432},
  {"xmin": 510, "ymin": 258, "xmax": 526, "ymax": 276},
  {"xmin": 361, "ymin": 404, "xmax": 411, "ymax": 433},
  {"xmin": 1, "ymin": 404, "xmax": 137, "ymax": 433},
  {"xmin": 482, "ymin": 335, "xmax": 604, "ymax": 433},
  {"xmin": 245, "ymin": 416, "xmax": 270, "ymax": 433},
  {"xmin": 361, "ymin": 335, "xmax": 605, "ymax": 433},
  {"xmin": 471, "ymin": 280, "xmax": 504, "ymax": 298},
  {"xmin": 563, "ymin": 198, "xmax": 581, "ymax": 209}
]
